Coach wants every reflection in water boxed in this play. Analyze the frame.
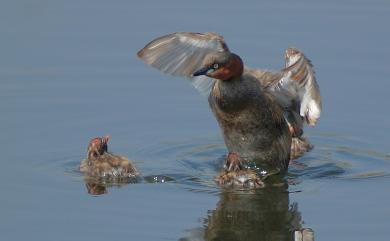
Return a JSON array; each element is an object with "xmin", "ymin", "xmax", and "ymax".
[
  {"xmin": 83, "ymin": 176, "xmax": 138, "ymax": 195},
  {"xmin": 85, "ymin": 181, "xmax": 107, "ymax": 195},
  {"xmin": 181, "ymin": 181, "xmax": 314, "ymax": 241},
  {"xmin": 83, "ymin": 175, "xmax": 175, "ymax": 195}
]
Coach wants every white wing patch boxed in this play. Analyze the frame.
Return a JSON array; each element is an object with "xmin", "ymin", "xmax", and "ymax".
[
  {"xmin": 138, "ymin": 32, "xmax": 229, "ymax": 96},
  {"xmin": 190, "ymin": 76, "xmax": 217, "ymax": 96},
  {"xmin": 267, "ymin": 48, "xmax": 322, "ymax": 126}
]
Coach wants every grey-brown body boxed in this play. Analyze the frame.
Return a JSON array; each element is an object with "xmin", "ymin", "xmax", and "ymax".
[
  {"xmin": 209, "ymin": 73, "xmax": 291, "ymax": 171},
  {"xmin": 137, "ymin": 32, "xmax": 322, "ymax": 186}
]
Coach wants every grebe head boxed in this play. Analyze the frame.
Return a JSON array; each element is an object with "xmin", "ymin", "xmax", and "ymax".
[
  {"xmin": 193, "ymin": 52, "xmax": 243, "ymax": 81},
  {"xmin": 87, "ymin": 136, "xmax": 110, "ymax": 160}
]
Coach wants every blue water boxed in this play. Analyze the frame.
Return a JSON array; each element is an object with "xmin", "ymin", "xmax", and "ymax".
[{"xmin": 1, "ymin": 1, "xmax": 390, "ymax": 240}]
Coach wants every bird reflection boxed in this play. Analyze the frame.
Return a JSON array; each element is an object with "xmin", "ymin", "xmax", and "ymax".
[
  {"xmin": 85, "ymin": 181, "xmax": 107, "ymax": 195},
  {"xmin": 82, "ymin": 175, "xmax": 174, "ymax": 195},
  {"xmin": 83, "ymin": 177, "xmax": 138, "ymax": 196},
  {"xmin": 181, "ymin": 179, "xmax": 314, "ymax": 241}
]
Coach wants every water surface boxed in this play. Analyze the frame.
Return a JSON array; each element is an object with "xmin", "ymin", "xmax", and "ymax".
[{"xmin": 1, "ymin": 1, "xmax": 390, "ymax": 241}]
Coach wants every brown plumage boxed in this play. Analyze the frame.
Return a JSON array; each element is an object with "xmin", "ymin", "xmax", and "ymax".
[
  {"xmin": 138, "ymin": 32, "xmax": 322, "ymax": 187},
  {"xmin": 217, "ymin": 153, "xmax": 264, "ymax": 188},
  {"xmin": 79, "ymin": 136, "xmax": 139, "ymax": 179}
]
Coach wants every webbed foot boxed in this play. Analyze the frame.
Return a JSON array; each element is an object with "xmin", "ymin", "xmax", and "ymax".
[{"xmin": 224, "ymin": 152, "xmax": 246, "ymax": 171}]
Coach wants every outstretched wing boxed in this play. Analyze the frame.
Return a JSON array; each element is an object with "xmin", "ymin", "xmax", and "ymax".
[
  {"xmin": 137, "ymin": 32, "xmax": 230, "ymax": 94},
  {"xmin": 266, "ymin": 48, "xmax": 322, "ymax": 126}
]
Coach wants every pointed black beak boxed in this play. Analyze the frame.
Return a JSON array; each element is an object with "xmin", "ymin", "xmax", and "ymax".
[{"xmin": 192, "ymin": 66, "xmax": 210, "ymax": 77}]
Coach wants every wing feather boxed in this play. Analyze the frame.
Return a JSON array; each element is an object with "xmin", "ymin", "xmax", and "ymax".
[
  {"xmin": 266, "ymin": 48, "xmax": 322, "ymax": 126},
  {"xmin": 137, "ymin": 32, "xmax": 230, "ymax": 95}
]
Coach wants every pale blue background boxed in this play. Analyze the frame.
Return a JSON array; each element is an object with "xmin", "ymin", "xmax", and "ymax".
[{"xmin": 1, "ymin": 1, "xmax": 389, "ymax": 241}]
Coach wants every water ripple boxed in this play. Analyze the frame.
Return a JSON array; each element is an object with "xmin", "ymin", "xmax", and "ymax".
[
  {"xmin": 136, "ymin": 133, "xmax": 390, "ymax": 191},
  {"xmin": 289, "ymin": 133, "xmax": 390, "ymax": 181},
  {"xmin": 43, "ymin": 133, "xmax": 390, "ymax": 194}
]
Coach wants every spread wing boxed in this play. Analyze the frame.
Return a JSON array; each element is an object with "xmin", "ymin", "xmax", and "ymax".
[
  {"xmin": 265, "ymin": 48, "xmax": 322, "ymax": 126},
  {"xmin": 137, "ymin": 32, "xmax": 230, "ymax": 94}
]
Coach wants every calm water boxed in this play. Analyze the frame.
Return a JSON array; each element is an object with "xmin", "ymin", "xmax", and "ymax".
[{"xmin": 1, "ymin": 1, "xmax": 390, "ymax": 240}]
